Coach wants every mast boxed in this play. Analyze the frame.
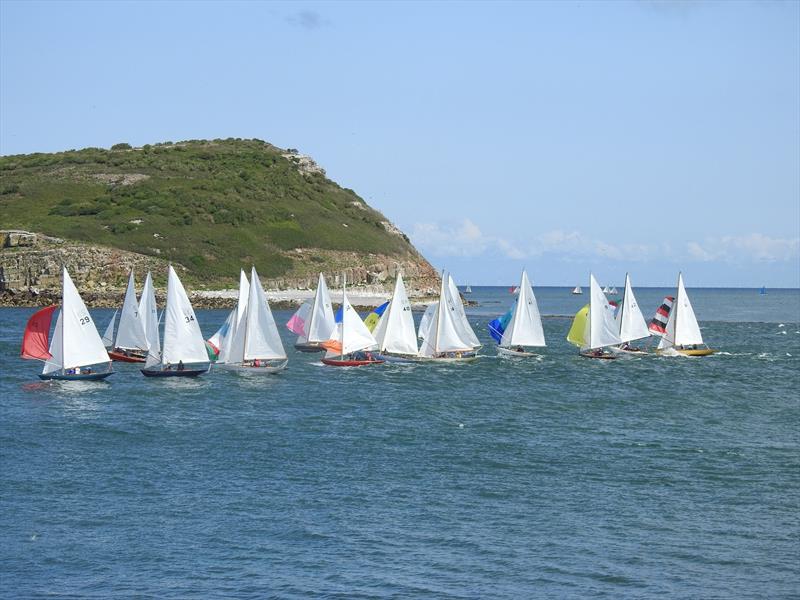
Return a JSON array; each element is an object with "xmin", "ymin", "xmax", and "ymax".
[
  {"xmin": 674, "ymin": 272, "xmax": 681, "ymax": 348},
  {"xmin": 61, "ymin": 266, "xmax": 65, "ymax": 373},
  {"xmin": 435, "ymin": 270, "xmax": 446, "ymax": 354},
  {"xmin": 618, "ymin": 273, "xmax": 628, "ymax": 336},
  {"xmin": 340, "ymin": 272, "xmax": 346, "ymax": 359}
]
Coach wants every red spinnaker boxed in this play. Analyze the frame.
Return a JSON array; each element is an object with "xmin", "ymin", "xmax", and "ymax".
[{"xmin": 20, "ymin": 305, "xmax": 58, "ymax": 360}]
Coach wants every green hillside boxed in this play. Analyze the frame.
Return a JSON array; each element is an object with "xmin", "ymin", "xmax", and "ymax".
[{"xmin": 0, "ymin": 138, "xmax": 417, "ymax": 285}]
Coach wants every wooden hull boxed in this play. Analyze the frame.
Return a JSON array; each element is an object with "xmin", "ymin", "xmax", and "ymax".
[
  {"xmin": 294, "ymin": 343, "xmax": 326, "ymax": 353},
  {"xmin": 496, "ymin": 346, "xmax": 540, "ymax": 358},
  {"xmin": 374, "ymin": 353, "xmax": 418, "ymax": 364},
  {"xmin": 321, "ymin": 357, "xmax": 384, "ymax": 367},
  {"xmin": 108, "ymin": 349, "xmax": 146, "ymax": 363},
  {"xmin": 675, "ymin": 348, "xmax": 715, "ymax": 357},
  {"xmin": 40, "ymin": 371, "xmax": 114, "ymax": 381},
  {"xmin": 141, "ymin": 367, "xmax": 209, "ymax": 377},
  {"xmin": 610, "ymin": 345, "xmax": 649, "ymax": 357}
]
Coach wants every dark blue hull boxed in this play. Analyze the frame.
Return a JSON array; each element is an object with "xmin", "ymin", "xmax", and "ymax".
[
  {"xmin": 141, "ymin": 367, "xmax": 209, "ymax": 378},
  {"xmin": 39, "ymin": 371, "xmax": 114, "ymax": 381}
]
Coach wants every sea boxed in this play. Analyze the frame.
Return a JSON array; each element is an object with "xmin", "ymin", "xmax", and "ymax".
[{"xmin": 1, "ymin": 287, "xmax": 798, "ymax": 598}]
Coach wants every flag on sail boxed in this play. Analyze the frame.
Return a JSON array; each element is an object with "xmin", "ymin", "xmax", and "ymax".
[
  {"xmin": 488, "ymin": 306, "xmax": 514, "ymax": 344},
  {"xmin": 649, "ymin": 296, "xmax": 674, "ymax": 336},
  {"xmin": 21, "ymin": 305, "xmax": 58, "ymax": 360},
  {"xmin": 363, "ymin": 301, "xmax": 389, "ymax": 332}
]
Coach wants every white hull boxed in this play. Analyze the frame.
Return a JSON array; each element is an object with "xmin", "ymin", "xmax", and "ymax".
[
  {"xmin": 496, "ymin": 346, "xmax": 540, "ymax": 358},
  {"xmin": 218, "ymin": 359, "xmax": 288, "ymax": 374}
]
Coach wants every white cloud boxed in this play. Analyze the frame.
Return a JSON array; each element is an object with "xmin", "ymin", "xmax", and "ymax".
[
  {"xmin": 685, "ymin": 234, "xmax": 799, "ymax": 263},
  {"xmin": 411, "ymin": 221, "xmax": 799, "ymax": 267}
]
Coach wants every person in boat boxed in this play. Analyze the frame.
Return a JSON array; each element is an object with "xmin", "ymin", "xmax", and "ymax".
[
  {"xmin": 253, "ymin": 359, "xmax": 261, "ymax": 367},
  {"xmin": 177, "ymin": 360, "xmax": 185, "ymax": 371},
  {"xmin": 514, "ymin": 346, "xmax": 525, "ymax": 353}
]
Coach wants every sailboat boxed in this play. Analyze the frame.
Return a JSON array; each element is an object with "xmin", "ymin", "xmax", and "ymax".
[
  {"xmin": 141, "ymin": 265, "xmax": 210, "ymax": 377},
  {"xmin": 217, "ymin": 267, "xmax": 288, "ymax": 373},
  {"xmin": 21, "ymin": 267, "xmax": 114, "ymax": 380},
  {"xmin": 566, "ymin": 274, "xmax": 621, "ymax": 359},
  {"xmin": 105, "ymin": 271, "xmax": 149, "ymax": 362},
  {"xmin": 759, "ymin": 286, "xmax": 767, "ymax": 295},
  {"xmin": 612, "ymin": 273, "xmax": 650, "ymax": 355},
  {"xmin": 321, "ymin": 274, "xmax": 383, "ymax": 366},
  {"xmin": 139, "ymin": 271, "xmax": 160, "ymax": 360},
  {"xmin": 655, "ymin": 273, "xmax": 715, "ymax": 356},
  {"xmin": 572, "ymin": 286, "xmax": 583, "ymax": 295},
  {"xmin": 465, "ymin": 284, "xmax": 472, "ymax": 294},
  {"xmin": 417, "ymin": 272, "xmax": 479, "ymax": 362},
  {"xmin": 610, "ymin": 286, "xmax": 618, "ymax": 295},
  {"xmin": 489, "ymin": 269, "xmax": 546, "ymax": 357},
  {"xmin": 291, "ymin": 273, "xmax": 336, "ymax": 352},
  {"xmin": 602, "ymin": 285, "xmax": 611, "ymax": 294},
  {"xmin": 447, "ymin": 274, "xmax": 482, "ymax": 351},
  {"xmin": 372, "ymin": 272, "xmax": 419, "ymax": 362},
  {"xmin": 216, "ymin": 270, "xmax": 250, "ymax": 364}
]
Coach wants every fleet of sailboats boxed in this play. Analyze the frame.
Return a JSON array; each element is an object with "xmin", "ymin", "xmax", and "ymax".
[{"xmin": 20, "ymin": 268, "xmax": 722, "ymax": 380}]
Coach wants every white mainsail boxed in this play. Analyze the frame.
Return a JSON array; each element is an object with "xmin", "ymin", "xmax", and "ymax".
[
  {"xmin": 114, "ymin": 271, "xmax": 148, "ymax": 351},
  {"xmin": 306, "ymin": 273, "xmax": 336, "ymax": 344},
  {"xmin": 419, "ymin": 273, "xmax": 474, "ymax": 357},
  {"xmin": 373, "ymin": 273, "xmax": 418, "ymax": 356},
  {"xmin": 158, "ymin": 265, "xmax": 209, "ymax": 366},
  {"xmin": 446, "ymin": 274, "xmax": 480, "ymax": 348},
  {"xmin": 500, "ymin": 270, "xmax": 546, "ymax": 348},
  {"xmin": 243, "ymin": 266, "xmax": 286, "ymax": 361},
  {"xmin": 43, "ymin": 267, "xmax": 110, "ymax": 374},
  {"xmin": 139, "ymin": 272, "xmax": 160, "ymax": 355},
  {"xmin": 587, "ymin": 274, "xmax": 621, "ymax": 350},
  {"xmin": 572, "ymin": 286, "xmax": 583, "ymax": 294},
  {"xmin": 658, "ymin": 272, "xmax": 704, "ymax": 349},
  {"xmin": 616, "ymin": 273, "xmax": 650, "ymax": 344}
]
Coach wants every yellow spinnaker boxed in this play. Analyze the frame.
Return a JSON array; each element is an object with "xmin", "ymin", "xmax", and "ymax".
[{"xmin": 567, "ymin": 304, "xmax": 589, "ymax": 347}]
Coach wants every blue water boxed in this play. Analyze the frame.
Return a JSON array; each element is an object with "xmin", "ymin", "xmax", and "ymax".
[{"xmin": 2, "ymin": 287, "xmax": 799, "ymax": 598}]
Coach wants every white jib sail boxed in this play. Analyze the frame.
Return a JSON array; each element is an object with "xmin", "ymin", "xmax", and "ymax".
[
  {"xmin": 244, "ymin": 267, "xmax": 286, "ymax": 361},
  {"xmin": 101, "ymin": 309, "xmax": 118, "ymax": 347},
  {"xmin": 218, "ymin": 270, "xmax": 250, "ymax": 364},
  {"xmin": 418, "ymin": 302, "xmax": 437, "ymax": 340},
  {"xmin": 446, "ymin": 274, "xmax": 480, "ymax": 348},
  {"xmin": 617, "ymin": 273, "xmax": 650, "ymax": 344},
  {"xmin": 45, "ymin": 267, "xmax": 111, "ymax": 372},
  {"xmin": 500, "ymin": 270, "xmax": 546, "ymax": 348},
  {"xmin": 139, "ymin": 272, "xmax": 160, "ymax": 356},
  {"xmin": 208, "ymin": 309, "xmax": 234, "ymax": 351},
  {"xmin": 307, "ymin": 273, "xmax": 336, "ymax": 343},
  {"xmin": 42, "ymin": 310, "xmax": 64, "ymax": 374},
  {"xmin": 588, "ymin": 274, "xmax": 621, "ymax": 350},
  {"xmin": 373, "ymin": 273, "xmax": 418, "ymax": 355},
  {"xmin": 161, "ymin": 265, "xmax": 209, "ymax": 366},
  {"xmin": 114, "ymin": 271, "xmax": 148, "ymax": 351}
]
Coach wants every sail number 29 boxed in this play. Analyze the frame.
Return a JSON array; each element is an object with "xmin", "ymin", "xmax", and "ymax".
[{"xmin": 79, "ymin": 316, "xmax": 91, "ymax": 325}]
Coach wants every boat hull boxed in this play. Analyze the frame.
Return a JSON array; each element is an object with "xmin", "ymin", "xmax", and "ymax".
[
  {"xmin": 675, "ymin": 348, "xmax": 715, "ymax": 357},
  {"xmin": 294, "ymin": 343, "xmax": 326, "ymax": 353},
  {"xmin": 108, "ymin": 349, "xmax": 146, "ymax": 363},
  {"xmin": 496, "ymin": 346, "xmax": 540, "ymax": 358},
  {"xmin": 219, "ymin": 360, "xmax": 288, "ymax": 374},
  {"xmin": 374, "ymin": 353, "xmax": 419, "ymax": 364},
  {"xmin": 321, "ymin": 357, "xmax": 384, "ymax": 367},
  {"xmin": 413, "ymin": 354, "xmax": 480, "ymax": 363},
  {"xmin": 141, "ymin": 367, "xmax": 209, "ymax": 377},
  {"xmin": 610, "ymin": 345, "xmax": 649, "ymax": 357},
  {"xmin": 579, "ymin": 351, "xmax": 618, "ymax": 360},
  {"xmin": 39, "ymin": 371, "xmax": 114, "ymax": 381}
]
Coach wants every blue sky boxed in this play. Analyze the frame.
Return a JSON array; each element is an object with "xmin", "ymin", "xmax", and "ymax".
[{"xmin": 1, "ymin": 0, "xmax": 798, "ymax": 287}]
